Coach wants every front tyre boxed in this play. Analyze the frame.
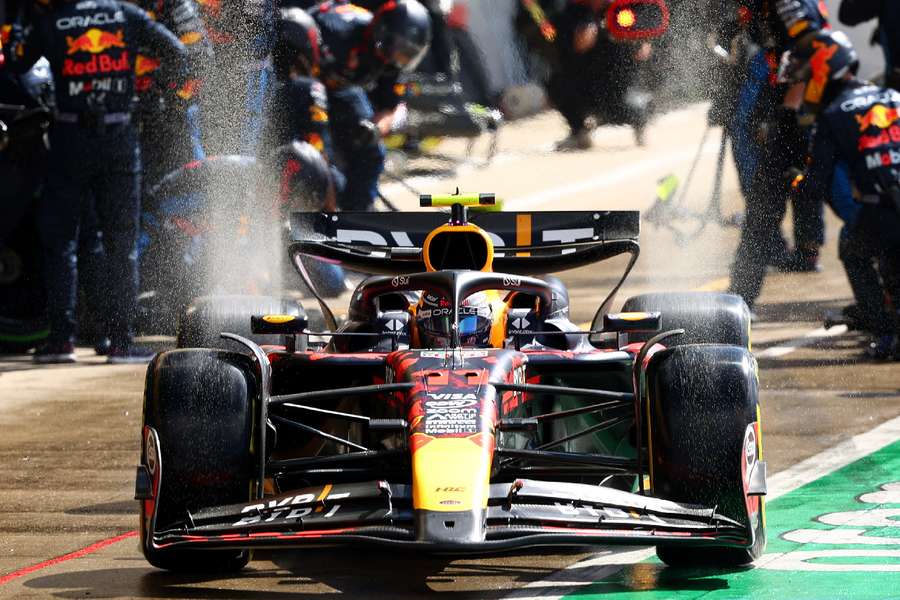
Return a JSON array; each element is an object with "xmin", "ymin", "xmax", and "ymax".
[
  {"xmin": 140, "ymin": 349, "xmax": 258, "ymax": 572},
  {"xmin": 647, "ymin": 344, "xmax": 765, "ymax": 567}
]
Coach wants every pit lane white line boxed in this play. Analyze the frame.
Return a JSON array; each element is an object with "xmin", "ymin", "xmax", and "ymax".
[
  {"xmin": 505, "ymin": 395, "xmax": 900, "ymax": 599},
  {"xmin": 505, "ymin": 143, "xmax": 719, "ymax": 211},
  {"xmin": 754, "ymin": 324, "xmax": 849, "ymax": 359}
]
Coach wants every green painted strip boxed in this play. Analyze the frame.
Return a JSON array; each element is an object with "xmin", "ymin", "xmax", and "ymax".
[
  {"xmin": 565, "ymin": 440, "xmax": 900, "ymax": 600},
  {"xmin": 0, "ymin": 328, "xmax": 49, "ymax": 343}
]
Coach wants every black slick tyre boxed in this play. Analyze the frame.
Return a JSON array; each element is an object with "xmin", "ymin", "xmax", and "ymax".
[
  {"xmin": 647, "ymin": 343, "xmax": 765, "ymax": 567},
  {"xmin": 177, "ymin": 294, "xmax": 306, "ymax": 352},
  {"xmin": 621, "ymin": 292, "xmax": 751, "ymax": 348},
  {"xmin": 140, "ymin": 349, "xmax": 258, "ymax": 572}
]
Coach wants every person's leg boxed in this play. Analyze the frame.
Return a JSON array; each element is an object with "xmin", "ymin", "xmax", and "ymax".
[
  {"xmin": 77, "ymin": 197, "xmax": 111, "ymax": 352},
  {"xmin": 728, "ymin": 165, "xmax": 788, "ymax": 310},
  {"xmin": 873, "ymin": 202, "xmax": 900, "ymax": 343},
  {"xmin": 92, "ymin": 124, "xmax": 142, "ymax": 352},
  {"xmin": 840, "ymin": 230, "xmax": 889, "ymax": 335},
  {"xmin": 788, "ymin": 167, "xmax": 828, "ymax": 271},
  {"xmin": 766, "ymin": 110, "xmax": 822, "ymax": 270},
  {"xmin": 596, "ymin": 38, "xmax": 641, "ymax": 127},
  {"xmin": 328, "ymin": 87, "xmax": 384, "ymax": 211},
  {"xmin": 547, "ymin": 70, "xmax": 588, "ymax": 130},
  {"xmin": 843, "ymin": 207, "xmax": 899, "ymax": 358},
  {"xmin": 546, "ymin": 65, "xmax": 592, "ymax": 150},
  {"xmin": 880, "ymin": 249, "xmax": 900, "ymax": 318},
  {"xmin": 35, "ymin": 126, "xmax": 86, "ymax": 359}
]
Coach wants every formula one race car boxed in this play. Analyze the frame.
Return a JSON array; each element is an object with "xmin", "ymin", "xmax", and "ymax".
[{"xmin": 137, "ymin": 193, "xmax": 766, "ymax": 572}]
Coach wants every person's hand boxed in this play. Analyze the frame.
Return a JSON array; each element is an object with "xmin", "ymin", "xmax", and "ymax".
[
  {"xmin": 373, "ymin": 109, "xmax": 396, "ymax": 137},
  {"xmin": 573, "ymin": 22, "xmax": 598, "ymax": 53}
]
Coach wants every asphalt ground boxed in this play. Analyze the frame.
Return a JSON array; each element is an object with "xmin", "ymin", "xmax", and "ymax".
[{"xmin": 1, "ymin": 104, "xmax": 900, "ymax": 598}]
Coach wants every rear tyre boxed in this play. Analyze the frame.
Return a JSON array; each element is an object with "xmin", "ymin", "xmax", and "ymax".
[
  {"xmin": 140, "ymin": 349, "xmax": 258, "ymax": 572},
  {"xmin": 648, "ymin": 344, "xmax": 765, "ymax": 567},
  {"xmin": 620, "ymin": 292, "xmax": 751, "ymax": 348},
  {"xmin": 177, "ymin": 294, "xmax": 307, "ymax": 352}
]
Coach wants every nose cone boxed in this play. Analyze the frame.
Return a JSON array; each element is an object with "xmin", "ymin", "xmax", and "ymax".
[
  {"xmin": 410, "ymin": 433, "xmax": 493, "ymax": 544},
  {"xmin": 415, "ymin": 508, "xmax": 485, "ymax": 545},
  {"xmin": 390, "ymin": 348, "xmax": 526, "ymax": 545}
]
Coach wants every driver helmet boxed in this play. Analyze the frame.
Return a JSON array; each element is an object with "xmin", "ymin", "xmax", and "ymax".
[
  {"xmin": 416, "ymin": 291, "xmax": 494, "ymax": 348},
  {"xmin": 778, "ymin": 29, "xmax": 858, "ymax": 126},
  {"xmin": 365, "ymin": 0, "xmax": 432, "ymax": 73},
  {"xmin": 273, "ymin": 7, "xmax": 323, "ymax": 81}
]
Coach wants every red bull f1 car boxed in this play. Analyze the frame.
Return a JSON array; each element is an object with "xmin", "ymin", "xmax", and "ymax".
[{"xmin": 137, "ymin": 193, "xmax": 766, "ymax": 572}]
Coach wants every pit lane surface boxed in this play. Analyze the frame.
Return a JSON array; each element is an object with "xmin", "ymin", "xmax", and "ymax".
[{"xmin": 2, "ymin": 105, "xmax": 900, "ymax": 598}]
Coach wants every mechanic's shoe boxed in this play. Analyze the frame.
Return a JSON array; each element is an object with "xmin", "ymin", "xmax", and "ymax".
[
  {"xmin": 865, "ymin": 334, "xmax": 900, "ymax": 360},
  {"xmin": 775, "ymin": 250, "xmax": 822, "ymax": 273},
  {"xmin": 777, "ymin": 243, "xmax": 822, "ymax": 273},
  {"xmin": 93, "ymin": 337, "xmax": 111, "ymax": 356},
  {"xmin": 107, "ymin": 345, "xmax": 156, "ymax": 364},
  {"xmin": 33, "ymin": 342, "xmax": 77, "ymax": 364},
  {"xmin": 554, "ymin": 130, "xmax": 592, "ymax": 152}
]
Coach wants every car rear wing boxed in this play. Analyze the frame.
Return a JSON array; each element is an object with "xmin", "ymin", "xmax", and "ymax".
[{"xmin": 289, "ymin": 210, "xmax": 640, "ymax": 276}]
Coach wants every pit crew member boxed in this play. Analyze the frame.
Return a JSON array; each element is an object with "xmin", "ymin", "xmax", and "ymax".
[
  {"xmin": 311, "ymin": 0, "xmax": 431, "ymax": 210},
  {"xmin": 4, "ymin": 0, "xmax": 189, "ymax": 363},
  {"xmin": 783, "ymin": 29, "xmax": 900, "ymax": 359},
  {"xmin": 727, "ymin": 0, "xmax": 832, "ymax": 310}
]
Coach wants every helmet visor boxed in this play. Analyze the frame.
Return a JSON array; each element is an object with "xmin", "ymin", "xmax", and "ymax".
[
  {"xmin": 458, "ymin": 314, "xmax": 492, "ymax": 347},
  {"xmin": 376, "ymin": 34, "xmax": 429, "ymax": 72}
]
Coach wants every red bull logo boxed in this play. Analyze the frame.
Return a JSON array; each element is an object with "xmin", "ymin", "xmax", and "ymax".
[
  {"xmin": 62, "ymin": 52, "xmax": 130, "ymax": 77},
  {"xmin": 858, "ymin": 124, "xmax": 900, "ymax": 151},
  {"xmin": 856, "ymin": 104, "xmax": 900, "ymax": 132},
  {"xmin": 65, "ymin": 28, "xmax": 125, "ymax": 55}
]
